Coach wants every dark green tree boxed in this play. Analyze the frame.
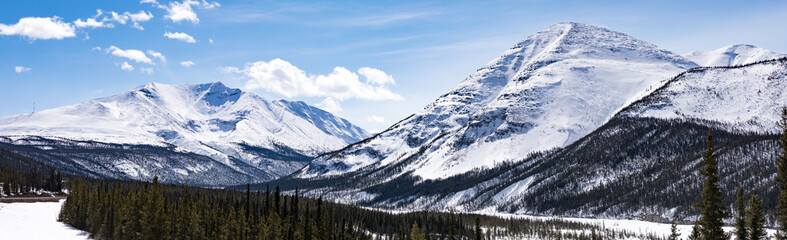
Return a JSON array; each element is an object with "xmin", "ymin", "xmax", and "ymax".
[
  {"xmin": 776, "ymin": 106, "xmax": 787, "ymax": 240},
  {"xmin": 689, "ymin": 223, "xmax": 702, "ymax": 240},
  {"xmin": 747, "ymin": 195, "xmax": 766, "ymax": 240},
  {"xmin": 735, "ymin": 187, "xmax": 748, "ymax": 240},
  {"xmin": 697, "ymin": 133, "xmax": 728, "ymax": 240},
  {"xmin": 669, "ymin": 221, "xmax": 680, "ymax": 240},
  {"xmin": 475, "ymin": 217, "xmax": 482, "ymax": 240}
]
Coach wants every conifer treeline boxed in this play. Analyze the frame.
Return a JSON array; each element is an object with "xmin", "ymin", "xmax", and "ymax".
[
  {"xmin": 58, "ymin": 177, "xmax": 666, "ymax": 240},
  {"xmin": 691, "ymin": 107, "xmax": 787, "ymax": 239},
  {"xmin": 0, "ymin": 166, "xmax": 62, "ymax": 195}
]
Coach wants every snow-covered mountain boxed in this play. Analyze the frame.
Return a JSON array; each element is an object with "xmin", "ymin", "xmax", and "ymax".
[
  {"xmin": 683, "ymin": 44, "xmax": 786, "ymax": 67},
  {"xmin": 261, "ymin": 23, "xmax": 787, "ymax": 219},
  {"xmin": 459, "ymin": 57, "xmax": 787, "ymax": 218},
  {"xmin": 618, "ymin": 57, "xmax": 787, "ymax": 132},
  {"xmin": 266, "ymin": 57, "xmax": 787, "ymax": 221},
  {"xmin": 293, "ymin": 22, "xmax": 697, "ymax": 183},
  {"xmin": 0, "ymin": 82, "xmax": 369, "ymax": 185}
]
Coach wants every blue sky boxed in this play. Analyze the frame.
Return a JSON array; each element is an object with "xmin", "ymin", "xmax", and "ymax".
[{"xmin": 2, "ymin": 0, "xmax": 786, "ymax": 132}]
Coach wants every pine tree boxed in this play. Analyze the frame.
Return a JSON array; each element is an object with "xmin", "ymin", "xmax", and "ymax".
[
  {"xmin": 275, "ymin": 186, "xmax": 281, "ymax": 215},
  {"xmin": 697, "ymin": 132, "xmax": 728, "ymax": 240},
  {"xmin": 304, "ymin": 204, "xmax": 313, "ymax": 240},
  {"xmin": 689, "ymin": 223, "xmax": 702, "ymax": 240},
  {"xmin": 747, "ymin": 195, "xmax": 766, "ymax": 240},
  {"xmin": 475, "ymin": 217, "xmax": 483, "ymax": 240},
  {"xmin": 669, "ymin": 221, "xmax": 680, "ymax": 240},
  {"xmin": 776, "ymin": 106, "xmax": 787, "ymax": 240},
  {"xmin": 411, "ymin": 222, "xmax": 426, "ymax": 240},
  {"xmin": 735, "ymin": 187, "xmax": 748, "ymax": 240}
]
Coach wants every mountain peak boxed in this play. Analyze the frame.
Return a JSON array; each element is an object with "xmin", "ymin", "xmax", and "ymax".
[{"xmin": 298, "ymin": 22, "xmax": 697, "ymax": 180}]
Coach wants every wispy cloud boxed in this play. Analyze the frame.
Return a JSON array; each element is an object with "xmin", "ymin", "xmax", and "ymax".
[
  {"xmin": 209, "ymin": 2, "xmax": 436, "ymax": 27},
  {"xmin": 99, "ymin": 10, "xmax": 154, "ymax": 30},
  {"xmin": 367, "ymin": 115, "xmax": 385, "ymax": 123},
  {"xmin": 120, "ymin": 61, "xmax": 134, "ymax": 71},
  {"xmin": 180, "ymin": 61, "xmax": 195, "ymax": 67},
  {"xmin": 164, "ymin": 31, "xmax": 196, "ymax": 43},
  {"xmin": 338, "ymin": 11, "xmax": 437, "ymax": 27},
  {"xmin": 74, "ymin": 18, "xmax": 113, "ymax": 28},
  {"xmin": 15, "ymin": 66, "xmax": 32, "ymax": 73},
  {"xmin": 146, "ymin": 0, "xmax": 221, "ymax": 24}
]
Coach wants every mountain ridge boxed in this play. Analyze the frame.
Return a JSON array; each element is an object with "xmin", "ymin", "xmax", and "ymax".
[{"xmin": 0, "ymin": 81, "xmax": 370, "ymax": 185}]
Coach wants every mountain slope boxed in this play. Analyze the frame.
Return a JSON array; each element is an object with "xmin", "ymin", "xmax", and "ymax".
[
  {"xmin": 276, "ymin": 22, "xmax": 697, "ymax": 193},
  {"xmin": 267, "ymin": 58, "xmax": 787, "ymax": 221},
  {"xmin": 466, "ymin": 57, "xmax": 787, "ymax": 218},
  {"xmin": 683, "ymin": 44, "xmax": 786, "ymax": 67},
  {"xmin": 0, "ymin": 82, "xmax": 369, "ymax": 185}
]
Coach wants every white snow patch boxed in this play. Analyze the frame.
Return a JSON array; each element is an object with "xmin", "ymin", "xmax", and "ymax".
[{"xmin": 0, "ymin": 200, "xmax": 89, "ymax": 239}]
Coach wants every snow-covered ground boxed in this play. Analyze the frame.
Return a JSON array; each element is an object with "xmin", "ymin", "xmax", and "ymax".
[
  {"xmin": 475, "ymin": 209, "xmax": 778, "ymax": 239},
  {"xmin": 0, "ymin": 200, "xmax": 89, "ymax": 240}
]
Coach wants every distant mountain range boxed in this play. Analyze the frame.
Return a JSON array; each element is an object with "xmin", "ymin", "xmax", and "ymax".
[
  {"xmin": 0, "ymin": 82, "xmax": 369, "ymax": 186},
  {"xmin": 260, "ymin": 23, "xmax": 787, "ymax": 220},
  {"xmin": 3, "ymin": 22, "xmax": 786, "ymax": 220}
]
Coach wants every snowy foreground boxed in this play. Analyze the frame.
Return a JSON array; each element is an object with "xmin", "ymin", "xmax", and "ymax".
[
  {"xmin": 0, "ymin": 199, "xmax": 779, "ymax": 239},
  {"xmin": 475, "ymin": 209, "xmax": 778, "ymax": 239},
  {"xmin": 0, "ymin": 200, "xmax": 89, "ymax": 240}
]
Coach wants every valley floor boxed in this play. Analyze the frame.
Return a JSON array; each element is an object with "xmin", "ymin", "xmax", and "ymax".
[
  {"xmin": 475, "ymin": 209, "xmax": 778, "ymax": 239},
  {"xmin": 0, "ymin": 199, "xmax": 89, "ymax": 240},
  {"xmin": 0, "ymin": 198, "xmax": 780, "ymax": 239}
]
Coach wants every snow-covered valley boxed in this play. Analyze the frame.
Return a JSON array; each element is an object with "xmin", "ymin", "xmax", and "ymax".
[{"xmin": 0, "ymin": 200, "xmax": 89, "ymax": 240}]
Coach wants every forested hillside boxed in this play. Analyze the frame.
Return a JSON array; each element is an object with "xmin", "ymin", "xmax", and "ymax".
[{"xmin": 58, "ymin": 177, "xmax": 668, "ymax": 240}]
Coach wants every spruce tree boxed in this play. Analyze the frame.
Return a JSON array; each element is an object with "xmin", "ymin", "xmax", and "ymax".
[
  {"xmin": 697, "ymin": 132, "xmax": 728, "ymax": 240},
  {"xmin": 274, "ymin": 186, "xmax": 281, "ymax": 215},
  {"xmin": 411, "ymin": 222, "xmax": 426, "ymax": 240},
  {"xmin": 747, "ymin": 195, "xmax": 766, "ymax": 240},
  {"xmin": 475, "ymin": 217, "xmax": 483, "ymax": 240},
  {"xmin": 776, "ymin": 106, "xmax": 787, "ymax": 240},
  {"xmin": 689, "ymin": 223, "xmax": 702, "ymax": 240},
  {"xmin": 735, "ymin": 187, "xmax": 748, "ymax": 240},
  {"xmin": 669, "ymin": 221, "xmax": 680, "ymax": 240}
]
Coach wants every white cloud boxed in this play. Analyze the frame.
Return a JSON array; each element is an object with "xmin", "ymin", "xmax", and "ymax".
[
  {"xmin": 226, "ymin": 58, "xmax": 402, "ymax": 115},
  {"xmin": 103, "ymin": 11, "xmax": 129, "ymax": 24},
  {"xmin": 140, "ymin": 67, "xmax": 154, "ymax": 74},
  {"xmin": 160, "ymin": 0, "xmax": 221, "ymax": 23},
  {"xmin": 367, "ymin": 115, "xmax": 385, "ymax": 123},
  {"xmin": 98, "ymin": 10, "xmax": 152, "ymax": 30},
  {"xmin": 358, "ymin": 67, "xmax": 395, "ymax": 85},
  {"xmin": 180, "ymin": 61, "xmax": 195, "ymax": 67},
  {"xmin": 73, "ymin": 18, "xmax": 113, "ymax": 28},
  {"xmin": 106, "ymin": 46, "xmax": 153, "ymax": 64},
  {"xmin": 164, "ymin": 31, "xmax": 196, "ymax": 43},
  {"xmin": 209, "ymin": 38, "xmax": 213, "ymax": 43},
  {"xmin": 147, "ymin": 50, "xmax": 166, "ymax": 63},
  {"xmin": 120, "ymin": 62, "xmax": 134, "ymax": 71},
  {"xmin": 127, "ymin": 11, "xmax": 154, "ymax": 22},
  {"xmin": 317, "ymin": 98, "xmax": 342, "ymax": 113},
  {"xmin": 140, "ymin": 0, "xmax": 158, "ymax": 3},
  {"xmin": 131, "ymin": 22, "xmax": 144, "ymax": 30},
  {"xmin": 15, "ymin": 66, "xmax": 31, "ymax": 73},
  {"xmin": 0, "ymin": 17, "xmax": 76, "ymax": 40},
  {"xmin": 229, "ymin": 58, "xmax": 403, "ymax": 101}
]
